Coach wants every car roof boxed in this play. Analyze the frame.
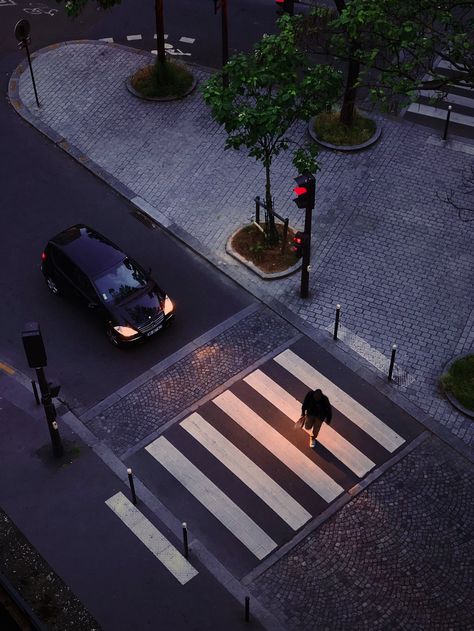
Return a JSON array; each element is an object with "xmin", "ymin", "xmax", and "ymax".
[{"xmin": 48, "ymin": 225, "xmax": 125, "ymax": 277}]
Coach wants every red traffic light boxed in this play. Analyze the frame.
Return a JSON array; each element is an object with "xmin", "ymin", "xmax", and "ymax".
[
  {"xmin": 293, "ymin": 186, "xmax": 307, "ymax": 196},
  {"xmin": 292, "ymin": 232, "xmax": 305, "ymax": 258}
]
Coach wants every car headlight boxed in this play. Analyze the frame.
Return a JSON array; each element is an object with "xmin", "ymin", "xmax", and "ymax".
[
  {"xmin": 113, "ymin": 325, "xmax": 139, "ymax": 338},
  {"xmin": 163, "ymin": 296, "xmax": 174, "ymax": 315}
]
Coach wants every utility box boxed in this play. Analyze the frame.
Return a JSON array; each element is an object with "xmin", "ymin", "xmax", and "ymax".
[{"xmin": 21, "ymin": 322, "xmax": 47, "ymax": 368}]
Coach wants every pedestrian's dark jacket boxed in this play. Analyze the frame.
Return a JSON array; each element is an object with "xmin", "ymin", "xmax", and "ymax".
[{"xmin": 302, "ymin": 391, "xmax": 332, "ymax": 422}]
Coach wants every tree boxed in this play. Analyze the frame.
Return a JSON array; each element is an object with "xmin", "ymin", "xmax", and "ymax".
[
  {"xmin": 56, "ymin": 0, "xmax": 166, "ymax": 65},
  {"xmin": 202, "ymin": 15, "xmax": 342, "ymax": 243},
  {"xmin": 298, "ymin": 0, "xmax": 474, "ymax": 116}
]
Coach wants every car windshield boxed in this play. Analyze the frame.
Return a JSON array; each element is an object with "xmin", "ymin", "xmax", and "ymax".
[{"xmin": 94, "ymin": 258, "xmax": 148, "ymax": 304}]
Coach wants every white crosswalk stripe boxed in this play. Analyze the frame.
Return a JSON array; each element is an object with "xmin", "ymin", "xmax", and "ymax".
[
  {"xmin": 137, "ymin": 347, "xmax": 412, "ymax": 564},
  {"xmin": 181, "ymin": 413, "xmax": 311, "ymax": 530},
  {"xmin": 213, "ymin": 390, "xmax": 344, "ymax": 502},
  {"xmin": 244, "ymin": 370, "xmax": 376, "ymax": 478},
  {"xmin": 146, "ymin": 437, "xmax": 277, "ymax": 559},
  {"xmin": 274, "ymin": 349, "xmax": 405, "ymax": 453},
  {"xmin": 105, "ymin": 492, "xmax": 198, "ymax": 585}
]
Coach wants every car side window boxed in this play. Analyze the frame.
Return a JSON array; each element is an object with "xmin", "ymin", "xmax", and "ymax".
[
  {"xmin": 73, "ymin": 269, "xmax": 97, "ymax": 301},
  {"xmin": 50, "ymin": 247, "xmax": 77, "ymax": 280}
]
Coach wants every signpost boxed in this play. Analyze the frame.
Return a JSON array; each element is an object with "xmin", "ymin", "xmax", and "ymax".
[
  {"xmin": 14, "ymin": 19, "xmax": 40, "ymax": 108},
  {"xmin": 213, "ymin": 0, "xmax": 229, "ymax": 88}
]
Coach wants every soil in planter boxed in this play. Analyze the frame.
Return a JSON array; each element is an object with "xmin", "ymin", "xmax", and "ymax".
[
  {"xmin": 441, "ymin": 355, "xmax": 474, "ymax": 411},
  {"xmin": 314, "ymin": 110, "xmax": 376, "ymax": 145},
  {"xmin": 231, "ymin": 223, "xmax": 299, "ymax": 273},
  {"xmin": 131, "ymin": 60, "xmax": 193, "ymax": 98}
]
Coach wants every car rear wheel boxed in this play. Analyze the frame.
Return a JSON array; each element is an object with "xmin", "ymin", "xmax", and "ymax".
[{"xmin": 45, "ymin": 276, "xmax": 60, "ymax": 295}]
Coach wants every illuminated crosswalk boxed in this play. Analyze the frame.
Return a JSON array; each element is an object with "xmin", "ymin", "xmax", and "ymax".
[{"xmin": 141, "ymin": 346, "xmax": 414, "ymax": 568}]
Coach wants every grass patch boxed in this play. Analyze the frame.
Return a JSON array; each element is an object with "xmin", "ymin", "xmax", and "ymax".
[
  {"xmin": 441, "ymin": 355, "xmax": 474, "ymax": 411},
  {"xmin": 231, "ymin": 223, "xmax": 299, "ymax": 273},
  {"xmin": 313, "ymin": 110, "xmax": 376, "ymax": 146},
  {"xmin": 131, "ymin": 60, "xmax": 194, "ymax": 98}
]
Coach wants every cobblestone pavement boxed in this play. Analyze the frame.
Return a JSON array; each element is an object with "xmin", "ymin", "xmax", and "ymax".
[
  {"xmin": 250, "ymin": 435, "xmax": 474, "ymax": 630},
  {"xmin": 11, "ymin": 41, "xmax": 474, "ymax": 448},
  {"xmin": 84, "ymin": 308, "xmax": 296, "ymax": 455}
]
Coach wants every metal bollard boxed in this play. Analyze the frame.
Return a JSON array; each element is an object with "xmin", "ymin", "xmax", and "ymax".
[
  {"xmin": 127, "ymin": 468, "xmax": 137, "ymax": 505},
  {"xmin": 245, "ymin": 596, "xmax": 250, "ymax": 622},
  {"xmin": 31, "ymin": 380, "xmax": 40, "ymax": 405},
  {"xmin": 388, "ymin": 344, "xmax": 397, "ymax": 381},
  {"xmin": 333, "ymin": 304, "xmax": 341, "ymax": 340},
  {"xmin": 442, "ymin": 105, "xmax": 453, "ymax": 141},
  {"xmin": 182, "ymin": 522, "xmax": 189, "ymax": 559}
]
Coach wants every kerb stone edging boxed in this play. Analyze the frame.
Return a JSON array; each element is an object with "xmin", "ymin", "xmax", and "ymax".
[{"xmin": 8, "ymin": 41, "xmax": 474, "ymax": 467}]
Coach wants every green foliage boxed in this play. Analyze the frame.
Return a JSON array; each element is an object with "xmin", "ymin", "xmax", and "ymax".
[
  {"xmin": 55, "ymin": 0, "xmax": 121, "ymax": 18},
  {"xmin": 441, "ymin": 355, "xmax": 474, "ymax": 411},
  {"xmin": 299, "ymin": 0, "xmax": 474, "ymax": 109},
  {"xmin": 202, "ymin": 15, "xmax": 342, "ymax": 206}
]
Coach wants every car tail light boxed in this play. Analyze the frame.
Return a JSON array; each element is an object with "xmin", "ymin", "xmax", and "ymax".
[{"xmin": 41, "ymin": 252, "xmax": 47, "ymax": 261}]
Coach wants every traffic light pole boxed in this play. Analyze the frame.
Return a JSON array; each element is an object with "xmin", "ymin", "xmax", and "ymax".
[
  {"xmin": 300, "ymin": 204, "xmax": 312, "ymax": 299},
  {"xmin": 35, "ymin": 367, "xmax": 63, "ymax": 458}
]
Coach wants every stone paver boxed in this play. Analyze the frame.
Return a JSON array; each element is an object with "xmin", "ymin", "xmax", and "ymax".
[
  {"xmin": 250, "ymin": 435, "xmax": 474, "ymax": 631},
  {"xmin": 84, "ymin": 307, "xmax": 296, "ymax": 455},
  {"xmin": 11, "ymin": 41, "xmax": 474, "ymax": 447}
]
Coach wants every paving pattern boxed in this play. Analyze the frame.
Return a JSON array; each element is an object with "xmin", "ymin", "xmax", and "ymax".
[
  {"xmin": 250, "ymin": 435, "xmax": 474, "ymax": 631},
  {"xmin": 11, "ymin": 41, "xmax": 474, "ymax": 449},
  {"xmin": 84, "ymin": 308, "xmax": 296, "ymax": 455}
]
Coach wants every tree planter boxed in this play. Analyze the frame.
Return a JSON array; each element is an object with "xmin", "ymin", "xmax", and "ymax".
[
  {"xmin": 126, "ymin": 62, "xmax": 197, "ymax": 102},
  {"xmin": 440, "ymin": 354, "xmax": 474, "ymax": 419},
  {"xmin": 308, "ymin": 113, "xmax": 382, "ymax": 152},
  {"xmin": 226, "ymin": 224, "xmax": 302, "ymax": 280}
]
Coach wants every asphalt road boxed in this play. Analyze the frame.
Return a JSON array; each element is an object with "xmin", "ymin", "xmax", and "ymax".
[
  {"xmin": 0, "ymin": 0, "xmax": 284, "ymax": 67},
  {"xmin": 0, "ymin": 43, "xmax": 254, "ymax": 414}
]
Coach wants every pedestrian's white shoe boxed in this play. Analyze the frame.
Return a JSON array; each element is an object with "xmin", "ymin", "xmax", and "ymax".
[{"xmin": 310, "ymin": 437, "xmax": 316, "ymax": 448}]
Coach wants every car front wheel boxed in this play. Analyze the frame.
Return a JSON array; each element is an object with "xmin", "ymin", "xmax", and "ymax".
[
  {"xmin": 106, "ymin": 326, "xmax": 120, "ymax": 347},
  {"xmin": 45, "ymin": 276, "xmax": 60, "ymax": 295}
]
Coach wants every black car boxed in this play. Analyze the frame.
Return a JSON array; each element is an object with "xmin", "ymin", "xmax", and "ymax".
[{"xmin": 41, "ymin": 225, "xmax": 174, "ymax": 346}]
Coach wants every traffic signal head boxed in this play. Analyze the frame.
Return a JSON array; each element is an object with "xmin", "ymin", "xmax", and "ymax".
[
  {"xmin": 275, "ymin": 0, "xmax": 294, "ymax": 15},
  {"xmin": 21, "ymin": 322, "xmax": 47, "ymax": 368},
  {"xmin": 292, "ymin": 231, "xmax": 305, "ymax": 258},
  {"xmin": 293, "ymin": 174, "xmax": 315, "ymax": 210}
]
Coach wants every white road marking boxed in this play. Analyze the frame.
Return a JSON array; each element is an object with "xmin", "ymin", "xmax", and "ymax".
[
  {"xmin": 154, "ymin": 33, "xmax": 169, "ymax": 39},
  {"xmin": 244, "ymin": 370, "xmax": 375, "ymax": 478},
  {"xmin": 213, "ymin": 391, "xmax": 343, "ymax": 503},
  {"xmin": 274, "ymin": 350, "xmax": 405, "ymax": 453},
  {"xmin": 180, "ymin": 413, "xmax": 311, "ymax": 530},
  {"xmin": 146, "ymin": 437, "xmax": 277, "ymax": 559},
  {"xmin": 127, "ymin": 34, "xmax": 142, "ymax": 41},
  {"xmin": 179, "ymin": 37, "xmax": 195, "ymax": 44},
  {"xmin": 105, "ymin": 492, "xmax": 198, "ymax": 585},
  {"xmin": 99, "ymin": 37, "xmax": 114, "ymax": 43}
]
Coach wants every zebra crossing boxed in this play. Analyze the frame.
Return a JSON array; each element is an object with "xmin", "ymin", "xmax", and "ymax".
[
  {"xmin": 405, "ymin": 59, "xmax": 474, "ymax": 135},
  {"xmin": 130, "ymin": 342, "xmax": 423, "ymax": 576}
]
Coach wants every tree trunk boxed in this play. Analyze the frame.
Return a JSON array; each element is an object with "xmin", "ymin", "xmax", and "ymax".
[
  {"xmin": 155, "ymin": 0, "xmax": 166, "ymax": 67},
  {"xmin": 265, "ymin": 162, "xmax": 279, "ymax": 245},
  {"xmin": 339, "ymin": 54, "xmax": 360, "ymax": 126},
  {"xmin": 333, "ymin": 0, "xmax": 360, "ymax": 128}
]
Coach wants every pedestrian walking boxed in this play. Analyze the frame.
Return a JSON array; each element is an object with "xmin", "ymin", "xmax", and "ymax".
[{"xmin": 299, "ymin": 388, "xmax": 332, "ymax": 448}]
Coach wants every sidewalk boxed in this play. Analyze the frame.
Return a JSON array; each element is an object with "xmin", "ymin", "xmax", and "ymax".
[
  {"xmin": 0, "ymin": 373, "xmax": 272, "ymax": 631},
  {"xmin": 9, "ymin": 40, "xmax": 474, "ymax": 449}
]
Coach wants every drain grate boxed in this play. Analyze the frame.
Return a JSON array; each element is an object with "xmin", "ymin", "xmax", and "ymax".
[{"xmin": 131, "ymin": 209, "xmax": 158, "ymax": 230}]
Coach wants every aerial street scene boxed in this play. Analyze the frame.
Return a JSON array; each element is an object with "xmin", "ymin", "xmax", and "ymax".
[{"xmin": 0, "ymin": 0, "xmax": 473, "ymax": 629}]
